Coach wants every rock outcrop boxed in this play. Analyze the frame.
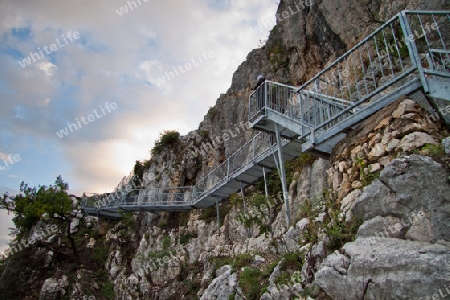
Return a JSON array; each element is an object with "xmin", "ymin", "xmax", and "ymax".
[{"xmin": 315, "ymin": 155, "xmax": 450, "ymax": 300}]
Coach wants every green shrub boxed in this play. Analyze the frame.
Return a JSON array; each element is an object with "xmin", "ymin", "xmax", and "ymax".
[
  {"xmin": 147, "ymin": 249, "xmax": 172, "ymax": 260},
  {"xmin": 229, "ymin": 193, "xmax": 243, "ymax": 207},
  {"xmin": 207, "ymin": 106, "xmax": 218, "ymax": 119},
  {"xmin": 121, "ymin": 212, "xmax": 135, "ymax": 228},
  {"xmin": 281, "ymin": 251, "xmax": 303, "ymax": 270},
  {"xmin": 180, "ymin": 232, "xmax": 197, "ymax": 245},
  {"xmin": 142, "ymin": 159, "xmax": 152, "ymax": 170},
  {"xmin": 286, "ymin": 153, "xmax": 316, "ymax": 175},
  {"xmin": 239, "ymin": 268, "xmax": 263, "ymax": 299},
  {"xmin": 420, "ymin": 143, "xmax": 444, "ymax": 157},
  {"xmin": 262, "ymin": 259, "xmax": 280, "ymax": 278},
  {"xmin": 199, "ymin": 206, "xmax": 216, "ymax": 223},
  {"xmin": 199, "ymin": 201, "xmax": 232, "ymax": 225},
  {"xmin": 151, "ymin": 130, "xmax": 180, "ymax": 155},
  {"xmin": 209, "ymin": 256, "xmax": 233, "ymax": 275},
  {"xmin": 101, "ymin": 281, "xmax": 115, "ymax": 298},
  {"xmin": 178, "ymin": 211, "xmax": 191, "ymax": 227},
  {"xmin": 93, "ymin": 247, "xmax": 108, "ymax": 265},
  {"xmin": 162, "ymin": 236, "xmax": 171, "ymax": 249},
  {"xmin": 233, "ymin": 253, "xmax": 253, "ymax": 270}
]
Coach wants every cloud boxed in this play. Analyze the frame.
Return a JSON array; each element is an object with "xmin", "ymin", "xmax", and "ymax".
[{"xmin": 0, "ymin": 0, "xmax": 278, "ymax": 195}]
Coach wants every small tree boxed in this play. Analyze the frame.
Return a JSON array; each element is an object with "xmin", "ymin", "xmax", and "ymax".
[
  {"xmin": 1, "ymin": 176, "xmax": 79, "ymax": 262},
  {"xmin": 133, "ymin": 160, "xmax": 145, "ymax": 188},
  {"xmin": 151, "ymin": 130, "xmax": 180, "ymax": 155}
]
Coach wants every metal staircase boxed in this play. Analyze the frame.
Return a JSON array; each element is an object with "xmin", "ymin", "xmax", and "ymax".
[{"xmin": 82, "ymin": 10, "xmax": 450, "ymax": 222}]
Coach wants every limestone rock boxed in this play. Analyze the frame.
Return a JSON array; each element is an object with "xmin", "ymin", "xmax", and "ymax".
[
  {"xmin": 367, "ymin": 143, "xmax": 386, "ymax": 161},
  {"xmin": 45, "ymin": 250, "xmax": 54, "ymax": 267},
  {"xmin": 356, "ymin": 216, "xmax": 407, "ymax": 241},
  {"xmin": 86, "ymin": 238, "xmax": 95, "ymax": 249},
  {"xmin": 200, "ymin": 265, "xmax": 243, "ymax": 300},
  {"xmin": 340, "ymin": 189, "xmax": 362, "ymax": 222},
  {"xmin": 398, "ymin": 132, "xmax": 437, "ymax": 152},
  {"xmin": 39, "ymin": 275, "xmax": 69, "ymax": 300},
  {"xmin": 369, "ymin": 163, "xmax": 380, "ymax": 173},
  {"xmin": 69, "ymin": 218, "xmax": 79, "ymax": 234},
  {"xmin": 385, "ymin": 138, "xmax": 400, "ymax": 152},
  {"xmin": 443, "ymin": 136, "xmax": 450, "ymax": 155},
  {"xmin": 391, "ymin": 99, "xmax": 419, "ymax": 118},
  {"xmin": 315, "ymin": 238, "xmax": 450, "ymax": 300},
  {"xmin": 352, "ymin": 155, "xmax": 450, "ymax": 242}
]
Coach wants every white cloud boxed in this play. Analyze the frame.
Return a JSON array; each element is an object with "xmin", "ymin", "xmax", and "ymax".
[{"xmin": 0, "ymin": 0, "xmax": 278, "ymax": 195}]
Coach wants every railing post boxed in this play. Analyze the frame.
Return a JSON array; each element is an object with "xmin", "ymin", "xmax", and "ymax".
[
  {"xmin": 398, "ymin": 11, "xmax": 429, "ymax": 92},
  {"xmin": 252, "ymin": 136, "xmax": 255, "ymax": 160},
  {"xmin": 264, "ymin": 81, "xmax": 268, "ymax": 113},
  {"xmin": 192, "ymin": 186, "xmax": 196, "ymax": 205}
]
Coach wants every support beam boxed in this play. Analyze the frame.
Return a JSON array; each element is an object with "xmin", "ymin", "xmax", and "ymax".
[
  {"xmin": 263, "ymin": 167, "xmax": 269, "ymax": 199},
  {"xmin": 216, "ymin": 198, "xmax": 221, "ymax": 236},
  {"xmin": 274, "ymin": 123, "xmax": 291, "ymax": 227},
  {"xmin": 240, "ymin": 182, "xmax": 250, "ymax": 238}
]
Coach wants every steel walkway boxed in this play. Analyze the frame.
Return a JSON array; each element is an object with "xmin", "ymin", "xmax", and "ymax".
[{"xmin": 82, "ymin": 10, "xmax": 450, "ymax": 218}]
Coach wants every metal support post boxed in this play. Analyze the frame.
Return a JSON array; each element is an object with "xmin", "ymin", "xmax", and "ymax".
[
  {"xmin": 216, "ymin": 198, "xmax": 220, "ymax": 236},
  {"xmin": 274, "ymin": 123, "xmax": 291, "ymax": 227},
  {"xmin": 240, "ymin": 182, "xmax": 251, "ymax": 238},
  {"xmin": 263, "ymin": 167, "xmax": 269, "ymax": 199}
]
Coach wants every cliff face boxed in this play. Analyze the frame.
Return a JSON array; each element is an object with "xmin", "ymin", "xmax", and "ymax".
[
  {"xmin": 1, "ymin": 0, "xmax": 450, "ymax": 299},
  {"xmin": 140, "ymin": 0, "xmax": 448, "ymax": 193}
]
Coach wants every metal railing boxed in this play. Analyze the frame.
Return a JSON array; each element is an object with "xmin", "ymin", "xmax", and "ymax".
[
  {"xmin": 82, "ymin": 131, "xmax": 282, "ymax": 212},
  {"xmin": 249, "ymin": 11, "xmax": 449, "ymax": 141},
  {"xmin": 298, "ymin": 10, "xmax": 449, "ymax": 139},
  {"xmin": 249, "ymin": 81, "xmax": 300, "ymax": 123},
  {"xmin": 193, "ymin": 131, "xmax": 276, "ymax": 197}
]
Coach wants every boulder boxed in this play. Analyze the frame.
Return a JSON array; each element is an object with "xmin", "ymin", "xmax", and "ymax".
[
  {"xmin": 200, "ymin": 265, "xmax": 244, "ymax": 300},
  {"xmin": 443, "ymin": 136, "xmax": 450, "ymax": 155},
  {"xmin": 39, "ymin": 275, "xmax": 69, "ymax": 300},
  {"xmin": 315, "ymin": 238, "xmax": 450, "ymax": 300},
  {"xmin": 352, "ymin": 155, "xmax": 450, "ymax": 242},
  {"xmin": 70, "ymin": 218, "xmax": 80, "ymax": 234},
  {"xmin": 397, "ymin": 132, "xmax": 436, "ymax": 152}
]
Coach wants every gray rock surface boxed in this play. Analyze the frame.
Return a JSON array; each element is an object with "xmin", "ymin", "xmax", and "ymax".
[
  {"xmin": 315, "ymin": 155, "xmax": 450, "ymax": 299},
  {"xmin": 352, "ymin": 155, "xmax": 450, "ymax": 242},
  {"xmin": 443, "ymin": 136, "xmax": 450, "ymax": 155},
  {"xmin": 200, "ymin": 265, "xmax": 244, "ymax": 300},
  {"xmin": 315, "ymin": 238, "xmax": 450, "ymax": 300},
  {"xmin": 39, "ymin": 275, "xmax": 68, "ymax": 300}
]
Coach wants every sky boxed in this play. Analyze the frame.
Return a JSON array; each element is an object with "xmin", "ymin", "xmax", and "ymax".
[{"xmin": 0, "ymin": 0, "xmax": 278, "ymax": 254}]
